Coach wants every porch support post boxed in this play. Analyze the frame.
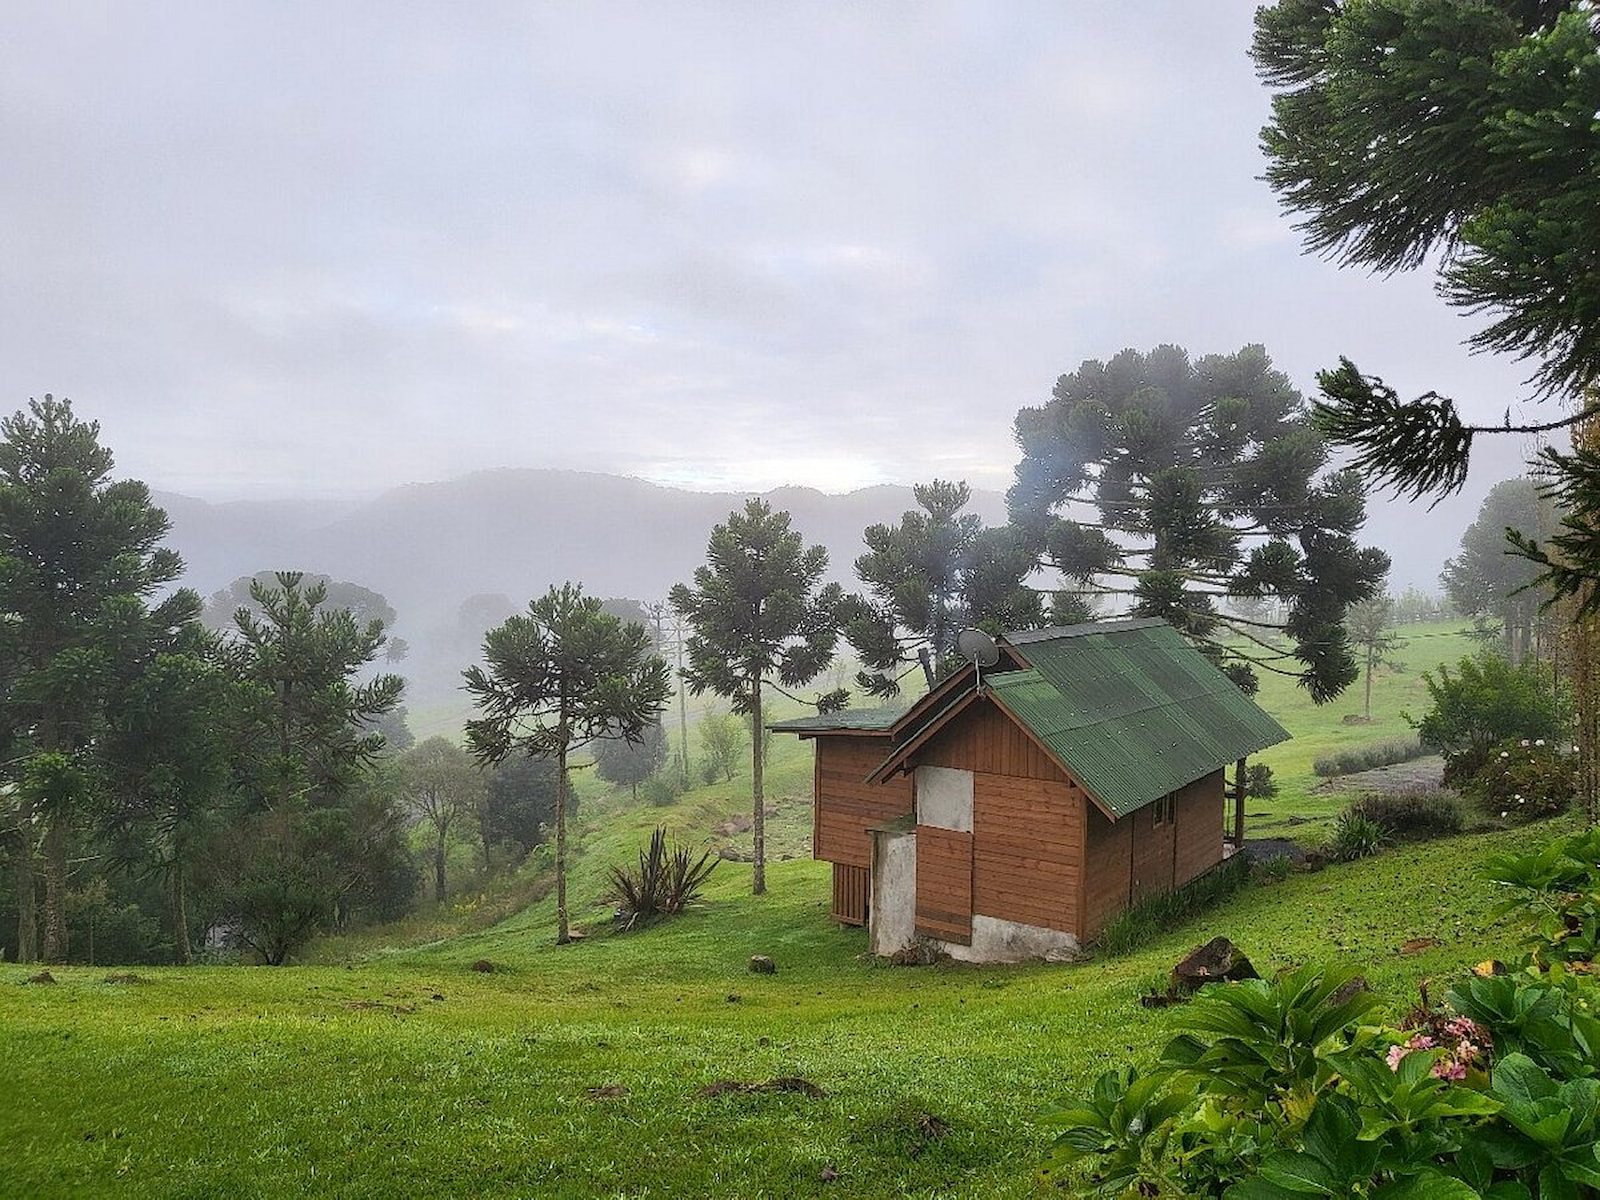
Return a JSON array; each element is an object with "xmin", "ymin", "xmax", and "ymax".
[{"xmin": 1232, "ymin": 757, "xmax": 1247, "ymax": 846}]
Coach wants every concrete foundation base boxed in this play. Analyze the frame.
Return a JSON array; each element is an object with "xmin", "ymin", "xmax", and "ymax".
[{"xmin": 937, "ymin": 914, "xmax": 1081, "ymax": 964}]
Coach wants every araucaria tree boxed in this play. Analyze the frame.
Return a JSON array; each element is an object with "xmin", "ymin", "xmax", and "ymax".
[
  {"xmin": 844, "ymin": 479, "xmax": 1042, "ymax": 697},
  {"xmin": 0, "ymin": 396, "xmax": 196, "ymax": 963},
  {"xmin": 671, "ymin": 500, "xmax": 845, "ymax": 895},
  {"xmin": 1009, "ymin": 345, "xmax": 1389, "ymax": 701},
  {"xmin": 223, "ymin": 573, "xmax": 405, "ymax": 809},
  {"xmin": 215, "ymin": 572, "xmax": 408, "ymax": 961},
  {"xmin": 464, "ymin": 584, "xmax": 669, "ymax": 943},
  {"xmin": 100, "ymin": 638, "xmax": 234, "ymax": 964},
  {"xmin": 1253, "ymin": 2, "xmax": 1600, "ymax": 531},
  {"xmin": 1345, "ymin": 596, "xmax": 1406, "ymax": 723}
]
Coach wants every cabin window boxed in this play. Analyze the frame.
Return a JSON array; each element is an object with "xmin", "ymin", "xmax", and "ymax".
[{"xmin": 1152, "ymin": 794, "xmax": 1174, "ymax": 826}]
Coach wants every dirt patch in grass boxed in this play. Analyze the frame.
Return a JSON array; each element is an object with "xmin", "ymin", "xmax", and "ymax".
[
  {"xmin": 697, "ymin": 1076, "xmax": 826, "ymax": 1100},
  {"xmin": 346, "ymin": 999, "xmax": 417, "ymax": 1015}
]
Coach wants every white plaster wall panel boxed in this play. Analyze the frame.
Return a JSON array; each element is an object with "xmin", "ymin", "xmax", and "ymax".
[
  {"xmin": 869, "ymin": 829, "xmax": 917, "ymax": 956},
  {"xmin": 914, "ymin": 765, "xmax": 973, "ymax": 832}
]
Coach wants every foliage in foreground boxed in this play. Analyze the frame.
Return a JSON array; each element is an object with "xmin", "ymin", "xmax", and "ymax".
[
  {"xmin": 606, "ymin": 825, "xmax": 719, "ymax": 931},
  {"xmin": 1047, "ymin": 828, "xmax": 1600, "ymax": 1196}
]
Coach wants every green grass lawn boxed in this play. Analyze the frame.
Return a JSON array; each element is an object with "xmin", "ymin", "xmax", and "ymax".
[
  {"xmin": 5, "ymin": 618, "xmax": 1528, "ymax": 1198},
  {"xmin": 1, "ymin": 818, "xmax": 1570, "ymax": 1199}
]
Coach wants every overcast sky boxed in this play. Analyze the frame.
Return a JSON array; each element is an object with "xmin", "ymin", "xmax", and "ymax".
[{"xmin": 1, "ymin": 2, "xmax": 1548, "ymax": 502}]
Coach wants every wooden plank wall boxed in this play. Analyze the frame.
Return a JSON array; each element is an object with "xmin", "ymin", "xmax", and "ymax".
[
  {"xmin": 915, "ymin": 701, "xmax": 1070, "ymax": 781},
  {"xmin": 831, "ymin": 862, "xmax": 869, "ymax": 925},
  {"xmin": 972, "ymin": 773, "xmax": 1083, "ymax": 934},
  {"xmin": 1173, "ymin": 769, "xmax": 1224, "ymax": 887},
  {"xmin": 914, "ymin": 827, "xmax": 974, "ymax": 944},
  {"xmin": 812, "ymin": 736, "xmax": 914, "ymax": 868},
  {"xmin": 1130, "ymin": 800, "xmax": 1177, "ymax": 903},
  {"xmin": 1081, "ymin": 806, "xmax": 1133, "ymax": 939}
]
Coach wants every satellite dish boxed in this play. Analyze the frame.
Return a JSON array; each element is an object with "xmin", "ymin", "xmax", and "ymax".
[{"xmin": 956, "ymin": 627, "xmax": 1000, "ymax": 668}]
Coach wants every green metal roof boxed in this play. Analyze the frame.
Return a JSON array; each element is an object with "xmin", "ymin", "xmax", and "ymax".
[
  {"xmin": 768, "ymin": 706, "xmax": 904, "ymax": 733},
  {"xmin": 985, "ymin": 618, "xmax": 1289, "ymax": 819}
]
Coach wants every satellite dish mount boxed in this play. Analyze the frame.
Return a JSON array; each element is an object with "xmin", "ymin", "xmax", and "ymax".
[{"xmin": 956, "ymin": 627, "xmax": 1001, "ymax": 692}]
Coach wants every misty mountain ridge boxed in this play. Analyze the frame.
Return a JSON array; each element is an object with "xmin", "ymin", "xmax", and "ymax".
[{"xmin": 152, "ymin": 464, "xmax": 1506, "ymax": 713}]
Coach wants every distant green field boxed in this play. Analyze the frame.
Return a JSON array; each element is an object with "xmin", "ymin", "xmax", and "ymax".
[
  {"xmin": 1247, "ymin": 618, "xmax": 1482, "ymax": 834},
  {"xmin": 4, "ymin": 617, "xmax": 1531, "ymax": 1198}
]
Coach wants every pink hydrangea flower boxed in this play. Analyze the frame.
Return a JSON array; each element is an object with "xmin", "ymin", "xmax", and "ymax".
[
  {"xmin": 1386, "ymin": 1043, "xmax": 1410, "ymax": 1070},
  {"xmin": 1432, "ymin": 1059, "xmax": 1467, "ymax": 1081}
]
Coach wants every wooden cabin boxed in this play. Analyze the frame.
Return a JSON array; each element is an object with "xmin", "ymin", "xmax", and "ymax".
[{"xmin": 771, "ymin": 619, "xmax": 1289, "ymax": 962}]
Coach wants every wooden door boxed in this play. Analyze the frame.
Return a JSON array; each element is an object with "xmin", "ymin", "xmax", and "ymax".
[{"xmin": 915, "ymin": 826, "xmax": 974, "ymax": 944}]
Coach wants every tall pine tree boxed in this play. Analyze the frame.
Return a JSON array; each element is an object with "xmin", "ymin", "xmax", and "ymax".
[
  {"xmin": 671, "ymin": 500, "xmax": 845, "ymax": 895},
  {"xmin": 1010, "ymin": 345, "xmax": 1389, "ymax": 701},
  {"xmin": 0, "ymin": 396, "xmax": 194, "ymax": 962},
  {"xmin": 464, "ymin": 584, "xmax": 669, "ymax": 943},
  {"xmin": 844, "ymin": 480, "xmax": 1043, "ymax": 697}
]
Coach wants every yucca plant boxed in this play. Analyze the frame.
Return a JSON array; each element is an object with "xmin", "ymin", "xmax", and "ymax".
[
  {"xmin": 608, "ymin": 826, "xmax": 718, "ymax": 931},
  {"xmin": 1327, "ymin": 809, "xmax": 1387, "ymax": 863}
]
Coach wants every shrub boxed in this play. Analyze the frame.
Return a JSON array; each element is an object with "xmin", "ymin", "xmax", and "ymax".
[
  {"xmin": 1326, "ymin": 808, "xmax": 1387, "ymax": 862},
  {"xmin": 1413, "ymin": 651, "xmax": 1564, "ymax": 785},
  {"xmin": 1484, "ymin": 827, "xmax": 1600, "ymax": 965},
  {"xmin": 1470, "ymin": 738, "xmax": 1575, "ymax": 824},
  {"xmin": 1344, "ymin": 788, "xmax": 1464, "ymax": 841},
  {"xmin": 1092, "ymin": 855, "xmax": 1252, "ymax": 958},
  {"xmin": 1244, "ymin": 763, "xmax": 1277, "ymax": 798},
  {"xmin": 1311, "ymin": 734, "xmax": 1426, "ymax": 777},
  {"xmin": 607, "ymin": 826, "xmax": 719, "ymax": 930},
  {"xmin": 639, "ymin": 772, "xmax": 686, "ymax": 808},
  {"xmin": 697, "ymin": 712, "xmax": 746, "ymax": 784}
]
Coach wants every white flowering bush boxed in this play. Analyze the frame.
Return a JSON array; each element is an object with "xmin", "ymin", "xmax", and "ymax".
[{"xmin": 1472, "ymin": 737, "xmax": 1575, "ymax": 824}]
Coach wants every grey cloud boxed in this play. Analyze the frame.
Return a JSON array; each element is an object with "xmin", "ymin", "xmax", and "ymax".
[{"xmin": 0, "ymin": 0, "xmax": 1552, "ymax": 545}]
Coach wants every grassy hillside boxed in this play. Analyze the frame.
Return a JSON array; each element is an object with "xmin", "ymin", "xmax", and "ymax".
[
  {"xmin": 1, "ymin": 617, "xmax": 1518, "ymax": 1198},
  {"xmin": 1, "ymin": 818, "xmax": 1567, "ymax": 1199}
]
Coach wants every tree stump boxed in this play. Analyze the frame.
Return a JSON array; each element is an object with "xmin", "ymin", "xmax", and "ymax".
[{"xmin": 1170, "ymin": 937, "xmax": 1258, "ymax": 996}]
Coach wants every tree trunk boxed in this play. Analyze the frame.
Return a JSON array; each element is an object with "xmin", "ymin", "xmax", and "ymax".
[
  {"xmin": 1364, "ymin": 646, "xmax": 1375, "ymax": 720},
  {"xmin": 14, "ymin": 792, "xmax": 36, "ymax": 963},
  {"xmin": 676, "ymin": 635, "xmax": 690, "ymax": 787},
  {"xmin": 751, "ymin": 678, "xmax": 765, "ymax": 896},
  {"xmin": 918, "ymin": 645, "xmax": 936, "ymax": 691},
  {"xmin": 41, "ymin": 806, "xmax": 68, "ymax": 964},
  {"xmin": 170, "ymin": 867, "xmax": 192, "ymax": 966},
  {"xmin": 555, "ymin": 740, "xmax": 570, "ymax": 944},
  {"xmin": 433, "ymin": 834, "xmax": 447, "ymax": 905}
]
